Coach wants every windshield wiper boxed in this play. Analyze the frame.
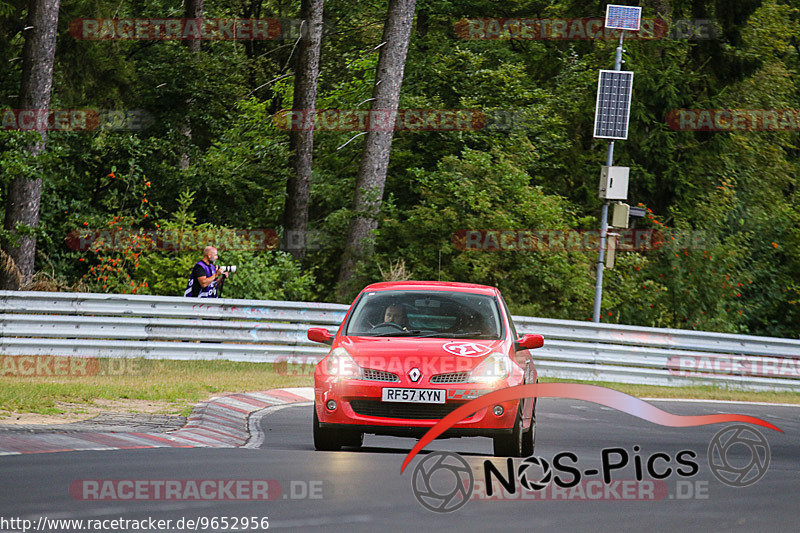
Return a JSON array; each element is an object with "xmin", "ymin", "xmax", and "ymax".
[
  {"xmin": 374, "ymin": 330, "xmax": 423, "ymax": 337},
  {"xmin": 418, "ymin": 331, "xmax": 497, "ymax": 339},
  {"xmin": 450, "ymin": 331, "xmax": 493, "ymax": 338}
]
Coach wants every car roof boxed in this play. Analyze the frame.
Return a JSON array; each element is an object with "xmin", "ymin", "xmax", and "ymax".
[{"xmin": 361, "ymin": 280, "xmax": 499, "ymax": 296}]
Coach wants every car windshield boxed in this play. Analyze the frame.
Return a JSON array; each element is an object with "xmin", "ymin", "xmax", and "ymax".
[{"xmin": 344, "ymin": 290, "xmax": 504, "ymax": 339}]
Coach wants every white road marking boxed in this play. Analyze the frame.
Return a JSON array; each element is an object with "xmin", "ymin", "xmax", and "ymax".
[
  {"xmin": 643, "ymin": 398, "xmax": 800, "ymax": 407},
  {"xmin": 280, "ymin": 387, "xmax": 315, "ymax": 401}
]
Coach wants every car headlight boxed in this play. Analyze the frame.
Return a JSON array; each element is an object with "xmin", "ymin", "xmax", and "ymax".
[
  {"xmin": 326, "ymin": 347, "xmax": 363, "ymax": 379},
  {"xmin": 468, "ymin": 352, "xmax": 510, "ymax": 384}
]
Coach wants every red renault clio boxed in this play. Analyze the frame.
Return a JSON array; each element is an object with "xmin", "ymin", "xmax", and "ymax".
[{"xmin": 308, "ymin": 281, "xmax": 543, "ymax": 456}]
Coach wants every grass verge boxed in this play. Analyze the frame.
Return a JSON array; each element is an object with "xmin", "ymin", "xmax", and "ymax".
[{"xmin": 0, "ymin": 359, "xmax": 313, "ymax": 418}]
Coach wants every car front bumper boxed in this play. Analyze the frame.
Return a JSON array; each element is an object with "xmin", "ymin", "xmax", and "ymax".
[{"xmin": 314, "ymin": 376, "xmax": 521, "ymax": 437}]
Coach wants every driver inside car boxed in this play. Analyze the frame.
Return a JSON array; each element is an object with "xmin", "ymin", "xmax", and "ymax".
[{"xmin": 383, "ymin": 304, "xmax": 410, "ymax": 330}]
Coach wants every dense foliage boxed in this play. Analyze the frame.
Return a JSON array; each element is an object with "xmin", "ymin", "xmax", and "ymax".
[{"xmin": 1, "ymin": 0, "xmax": 799, "ymax": 336}]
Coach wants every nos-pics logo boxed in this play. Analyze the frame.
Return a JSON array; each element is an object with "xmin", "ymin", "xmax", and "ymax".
[{"xmin": 411, "ymin": 425, "xmax": 770, "ymax": 513}]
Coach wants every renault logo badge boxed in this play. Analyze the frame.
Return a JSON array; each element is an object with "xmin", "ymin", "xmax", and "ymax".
[{"xmin": 408, "ymin": 368, "xmax": 421, "ymax": 382}]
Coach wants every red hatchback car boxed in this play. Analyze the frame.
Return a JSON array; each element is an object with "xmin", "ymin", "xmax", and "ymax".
[{"xmin": 308, "ymin": 281, "xmax": 543, "ymax": 456}]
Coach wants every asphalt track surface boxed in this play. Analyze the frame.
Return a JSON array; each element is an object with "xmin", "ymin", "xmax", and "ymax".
[{"xmin": 0, "ymin": 399, "xmax": 797, "ymax": 532}]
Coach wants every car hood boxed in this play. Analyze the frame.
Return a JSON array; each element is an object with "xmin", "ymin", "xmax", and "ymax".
[{"xmin": 335, "ymin": 336, "xmax": 506, "ymax": 375}]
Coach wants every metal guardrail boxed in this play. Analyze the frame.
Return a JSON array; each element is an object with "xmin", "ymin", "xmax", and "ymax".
[{"xmin": 1, "ymin": 291, "xmax": 799, "ymax": 391}]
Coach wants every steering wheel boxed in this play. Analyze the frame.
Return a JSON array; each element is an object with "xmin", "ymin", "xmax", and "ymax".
[{"xmin": 371, "ymin": 322, "xmax": 405, "ymax": 330}]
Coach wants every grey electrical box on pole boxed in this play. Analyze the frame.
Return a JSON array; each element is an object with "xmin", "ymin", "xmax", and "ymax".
[
  {"xmin": 611, "ymin": 203, "xmax": 630, "ymax": 228},
  {"xmin": 606, "ymin": 234, "xmax": 618, "ymax": 269},
  {"xmin": 599, "ymin": 166, "xmax": 629, "ymax": 199}
]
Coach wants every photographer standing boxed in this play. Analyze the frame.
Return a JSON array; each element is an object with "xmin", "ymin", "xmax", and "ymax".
[{"xmin": 184, "ymin": 246, "xmax": 229, "ymax": 298}]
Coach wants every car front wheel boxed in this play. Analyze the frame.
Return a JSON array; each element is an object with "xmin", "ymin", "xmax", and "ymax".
[
  {"xmin": 522, "ymin": 413, "xmax": 535, "ymax": 457},
  {"xmin": 313, "ymin": 406, "xmax": 342, "ymax": 451},
  {"xmin": 493, "ymin": 404, "xmax": 530, "ymax": 457},
  {"xmin": 313, "ymin": 405, "xmax": 363, "ymax": 451}
]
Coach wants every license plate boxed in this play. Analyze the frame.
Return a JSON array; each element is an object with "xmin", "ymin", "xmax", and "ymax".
[{"xmin": 381, "ymin": 388, "xmax": 445, "ymax": 404}]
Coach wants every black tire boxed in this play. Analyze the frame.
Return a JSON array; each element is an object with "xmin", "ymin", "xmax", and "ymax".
[
  {"xmin": 493, "ymin": 405, "xmax": 525, "ymax": 457},
  {"xmin": 340, "ymin": 430, "xmax": 364, "ymax": 448},
  {"xmin": 313, "ymin": 406, "xmax": 342, "ymax": 451},
  {"xmin": 521, "ymin": 413, "xmax": 535, "ymax": 457}
]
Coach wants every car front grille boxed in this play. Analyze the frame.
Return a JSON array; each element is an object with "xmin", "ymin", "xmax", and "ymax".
[
  {"xmin": 349, "ymin": 400, "xmax": 472, "ymax": 420},
  {"xmin": 430, "ymin": 371, "xmax": 470, "ymax": 383},
  {"xmin": 362, "ymin": 368, "xmax": 400, "ymax": 382}
]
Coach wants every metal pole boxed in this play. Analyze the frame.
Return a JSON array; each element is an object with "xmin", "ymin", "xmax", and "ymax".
[{"xmin": 592, "ymin": 31, "xmax": 625, "ymax": 323}]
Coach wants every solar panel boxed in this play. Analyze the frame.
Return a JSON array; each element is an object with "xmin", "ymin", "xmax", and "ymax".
[
  {"xmin": 605, "ymin": 5, "xmax": 642, "ymax": 31},
  {"xmin": 593, "ymin": 70, "xmax": 634, "ymax": 139}
]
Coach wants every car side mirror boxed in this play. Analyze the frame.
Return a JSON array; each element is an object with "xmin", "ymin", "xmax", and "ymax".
[
  {"xmin": 514, "ymin": 334, "xmax": 544, "ymax": 352},
  {"xmin": 308, "ymin": 327, "xmax": 334, "ymax": 345}
]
